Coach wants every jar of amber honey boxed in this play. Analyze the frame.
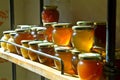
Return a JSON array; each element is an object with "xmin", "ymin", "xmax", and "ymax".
[
  {"xmin": 28, "ymin": 41, "xmax": 42, "ymax": 61},
  {"xmin": 42, "ymin": 5, "xmax": 59, "ymax": 23},
  {"xmin": 14, "ymin": 29, "xmax": 34, "ymax": 54},
  {"xmin": 77, "ymin": 53, "xmax": 103, "ymax": 80},
  {"xmin": 54, "ymin": 47, "xmax": 75, "ymax": 75},
  {"xmin": 38, "ymin": 42, "xmax": 55, "ymax": 67},
  {"xmin": 1, "ymin": 30, "xmax": 15, "ymax": 51},
  {"xmin": 94, "ymin": 22, "xmax": 106, "ymax": 49},
  {"xmin": 43, "ymin": 22, "xmax": 57, "ymax": 42},
  {"xmin": 52, "ymin": 23, "xmax": 73, "ymax": 47},
  {"xmin": 71, "ymin": 26, "xmax": 94, "ymax": 52},
  {"xmin": 20, "ymin": 40, "xmax": 32, "ymax": 58},
  {"xmin": 7, "ymin": 32, "xmax": 17, "ymax": 53}
]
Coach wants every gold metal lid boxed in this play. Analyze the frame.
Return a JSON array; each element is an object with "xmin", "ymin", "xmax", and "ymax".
[
  {"xmin": 21, "ymin": 40, "xmax": 33, "ymax": 44},
  {"xmin": 36, "ymin": 27, "xmax": 46, "ymax": 31},
  {"xmin": 38, "ymin": 42, "xmax": 54, "ymax": 48},
  {"xmin": 53, "ymin": 23, "xmax": 73, "ymax": 28},
  {"xmin": 94, "ymin": 22, "xmax": 106, "ymax": 26},
  {"xmin": 77, "ymin": 21, "xmax": 94, "ymax": 26},
  {"xmin": 71, "ymin": 49, "xmax": 80, "ymax": 54},
  {"xmin": 3, "ymin": 30, "xmax": 15, "ymax": 34},
  {"xmin": 28, "ymin": 41, "xmax": 43, "ymax": 45},
  {"xmin": 78, "ymin": 53, "xmax": 101, "ymax": 60},
  {"xmin": 43, "ymin": 22, "xmax": 57, "ymax": 27},
  {"xmin": 44, "ymin": 5, "xmax": 58, "ymax": 10},
  {"xmin": 72, "ymin": 25, "xmax": 93, "ymax": 30},
  {"xmin": 55, "ymin": 46, "xmax": 72, "ymax": 52}
]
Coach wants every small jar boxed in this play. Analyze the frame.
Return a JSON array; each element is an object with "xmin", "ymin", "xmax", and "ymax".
[
  {"xmin": 28, "ymin": 41, "xmax": 42, "ymax": 61},
  {"xmin": 42, "ymin": 5, "xmax": 59, "ymax": 23},
  {"xmin": 1, "ymin": 30, "xmax": 15, "ymax": 51},
  {"xmin": 71, "ymin": 49, "xmax": 80, "ymax": 75},
  {"xmin": 36, "ymin": 27, "xmax": 46, "ymax": 41},
  {"xmin": 52, "ymin": 23, "xmax": 73, "ymax": 47},
  {"xmin": 38, "ymin": 42, "xmax": 55, "ymax": 67},
  {"xmin": 7, "ymin": 32, "xmax": 17, "ymax": 53},
  {"xmin": 43, "ymin": 22, "xmax": 57, "ymax": 42},
  {"xmin": 20, "ymin": 40, "xmax": 32, "ymax": 59},
  {"xmin": 94, "ymin": 22, "xmax": 106, "ymax": 49},
  {"xmin": 14, "ymin": 29, "xmax": 35, "ymax": 54},
  {"xmin": 77, "ymin": 53, "xmax": 103, "ymax": 80},
  {"xmin": 71, "ymin": 26, "xmax": 94, "ymax": 52},
  {"xmin": 54, "ymin": 47, "xmax": 75, "ymax": 75}
]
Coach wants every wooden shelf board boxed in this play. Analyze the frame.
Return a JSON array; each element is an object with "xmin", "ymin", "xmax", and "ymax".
[{"xmin": 0, "ymin": 48, "xmax": 79, "ymax": 80}]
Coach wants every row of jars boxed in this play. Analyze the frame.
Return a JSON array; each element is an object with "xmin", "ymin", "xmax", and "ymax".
[{"xmin": 0, "ymin": 21, "xmax": 105, "ymax": 80}]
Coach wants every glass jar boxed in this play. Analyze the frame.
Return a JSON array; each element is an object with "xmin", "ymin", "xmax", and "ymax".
[
  {"xmin": 54, "ymin": 47, "xmax": 75, "ymax": 75},
  {"xmin": 94, "ymin": 22, "xmax": 106, "ymax": 49},
  {"xmin": 52, "ymin": 23, "xmax": 73, "ymax": 47},
  {"xmin": 36, "ymin": 27, "xmax": 46, "ymax": 41},
  {"xmin": 7, "ymin": 32, "xmax": 17, "ymax": 53},
  {"xmin": 14, "ymin": 29, "xmax": 35, "ymax": 54},
  {"xmin": 42, "ymin": 5, "xmax": 59, "ymax": 23},
  {"xmin": 77, "ymin": 53, "xmax": 103, "ymax": 80},
  {"xmin": 43, "ymin": 22, "xmax": 57, "ymax": 42},
  {"xmin": 20, "ymin": 40, "xmax": 32, "ymax": 59},
  {"xmin": 1, "ymin": 30, "xmax": 15, "ymax": 51},
  {"xmin": 71, "ymin": 26, "xmax": 94, "ymax": 52},
  {"xmin": 28, "ymin": 41, "xmax": 42, "ymax": 61},
  {"xmin": 71, "ymin": 49, "xmax": 80, "ymax": 75},
  {"xmin": 38, "ymin": 42, "xmax": 55, "ymax": 67}
]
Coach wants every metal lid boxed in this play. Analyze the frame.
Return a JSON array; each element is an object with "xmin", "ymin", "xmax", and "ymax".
[
  {"xmin": 38, "ymin": 42, "xmax": 54, "ymax": 48},
  {"xmin": 78, "ymin": 53, "xmax": 101, "ymax": 60},
  {"xmin": 77, "ymin": 21, "xmax": 94, "ymax": 26},
  {"xmin": 71, "ymin": 49, "xmax": 80, "ymax": 54},
  {"xmin": 94, "ymin": 22, "xmax": 106, "ymax": 26},
  {"xmin": 43, "ymin": 22, "xmax": 57, "ymax": 26},
  {"xmin": 72, "ymin": 25, "xmax": 93, "ymax": 30},
  {"xmin": 3, "ymin": 30, "xmax": 15, "ymax": 34},
  {"xmin": 55, "ymin": 46, "xmax": 72, "ymax": 52},
  {"xmin": 53, "ymin": 23, "xmax": 72, "ymax": 28},
  {"xmin": 10, "ymin": 32, "xmax": 16, "ymax": 36},
  {"xmin": 44, "ymin": 5, "xmax": 58, "ymax": 10},
  {"xmin": 21, "ymin": 40, "xmax": 33, "ymax": 44},
  {"xmin": 28, "ymin": 41, "xmax": 43, "ymax": 45},
  {"xmin": 36, "ymin": 27, "xmax": 46, "ymax": 31},
  {"xmin": 15, "ymin": 29, "xmax": 26, "ymax": 32}
]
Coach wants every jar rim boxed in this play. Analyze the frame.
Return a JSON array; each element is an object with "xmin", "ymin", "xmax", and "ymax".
[
  {"xmin": 38, "ymin": 42, "xmax": 54, "ymax": 47},
  {"xmin": 77, "ymin": 21, "xmax": 94, "ymax": 26},
  {"xmin": 28, "ymin": 41, "xmax": 43, "ymax": 45},
  {"xmin": 3, "ymin": 30, "xmax": 15, "ymax": 34},
  {"xmin": 94, "ymin": 22, "xmax": 106, "ymax": 26},
  {"xmin": 72, "ymin": 25, "xmax": 93, "ymax": 30}
]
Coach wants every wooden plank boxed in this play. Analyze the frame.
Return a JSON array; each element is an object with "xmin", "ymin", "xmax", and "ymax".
[{"xmin": 0, "ymin": 48, "xmax": 79, "ymax": 80}]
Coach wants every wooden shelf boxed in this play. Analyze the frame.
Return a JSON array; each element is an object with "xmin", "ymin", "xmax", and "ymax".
[{"xmin": 0, "ymin": 48, "xmax": 79, "ymax": 80}]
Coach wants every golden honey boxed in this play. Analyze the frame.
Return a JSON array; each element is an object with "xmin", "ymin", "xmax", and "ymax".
[
  {"xmin": 52, "ymin": 23, "xmax": 73, "ymax": 46},
  {"xmin": 71, "ymin": 26, "xmax": 94, "ymax": 52},
  {"xmin": 54, "ymin": 47, "xmax": 75, "ymax": 75}
]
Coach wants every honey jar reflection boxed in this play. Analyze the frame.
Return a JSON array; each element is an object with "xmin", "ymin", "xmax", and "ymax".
[
  {"xmin": 71, "ymin": 26, "xmax": 94, "ymax": 52},
  {"xmin": 54, "ymin": 47, "xmax": 75, "ymax": 75}
]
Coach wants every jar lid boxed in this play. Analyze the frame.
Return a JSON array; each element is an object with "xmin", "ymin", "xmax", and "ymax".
[
  {"xmin": 21, "ymin": 40, "xmax": 33, "ymax": 44},
  {"xmin": 53, "ymin": 23, "xmax": 72, "ymax": 28},
  {"xmin": 77, "ymin": 21, "xmax": 94, "ymax": 26},
  {"xmin": 10, "ymin": 32, "xmax": 16, "ymax": 36},
  {"xmin": 71, "ymin": 49, "xmax": 80, "ymax": 54},
  {"xmin": 28, "ymin": 41, "xmax": 43, "ymax": 45},
  {"xmin": 17, "ymin": 25, "xmax": 31, "ymax": 30},
  {"xmin": 43, "ymin": 22, "xmax": 57, "ymax": 27},
  {"xmin": 55, "ymin": 46, "xmax": 72, "ymax": 52},
  {"xmin": 44, "ymin": 5, "xmax": 58, "ymax": 9},
  {"xmin": 3, "ymin": 30, "xmax": 15, "ymax": 34},
  {"xmin": 72, "ymin": 25, "xmax": 93, "ymax": 30},
  {"xmin": 78, "ymin": 53, "xmax": 101, "ymax": 60},
  {"xmin": 36, "ymin": 27, "xmax": 46, "ymax": 31},
  {"xmin": 38, "ymin": 42, "xmax": 54, "ymax": 48},
  {"xmin": 94, "ymin": 22, "xmax": 106, "ymax": 26},
  {"xmin": 15, "ymin": 29, "xmax": 26, "ymax": 32}
]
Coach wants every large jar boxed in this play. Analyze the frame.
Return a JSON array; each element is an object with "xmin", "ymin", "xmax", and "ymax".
[
  {"xmin": 38, "ymin": 42, "xmax": 55, "ymax": 67},
  {"xmin": 7, "ymin": 32, "xmax": 17, "ymax": 53},
  {"xmin": 54, "ymin": 47, "xmax": 75, "ymax": 75},
  {"xmin": 43, "ymin": 22, "xmax": 57, "ymax": 42},
  {"xmin": 1, "ymin": 30, "xmax": 15, "ymax": 51},
  {"xmin": 77, "ymin": 53, "xmax": 103, "ymax": 80},
  {"xmin": 42, "ymin": 5, "xmax": 59, "ymax": 23},
  {"xmin": 52, "ymin": 23, "xmax": 73, "ymax": 47},
  {"xmin": 94, "ymin": 22, "xmax": 106, "ymax": 49},
  {"xmin": 71, "ymin": 26, "xmax": 94, "ymax": 52}
]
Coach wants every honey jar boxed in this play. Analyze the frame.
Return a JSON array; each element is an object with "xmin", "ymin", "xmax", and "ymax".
[
  {"xmin": 7, "ymin": 32, "xmax": 17, "ymax": 53},
  {"xmin": 71, "ymin": 26, "xmax": 94, "ymax": 52},
  {"xmin": 77, "ymin": 53, "xmax": 103, "ymax": 80},
  {"xmin": 1, "ymin": 30, "xmax": 15, "ymax": 51},
  {"xmin": 20, "ymin": 40, "xmax": 32, "ymax": 58},
  {"xmin": 14, "ymin": 29, "xmax": 34, "ymax": 54},
  {"xmin": 94, "ymin": 22, "xmax": 106, "ymax": 49},
  {"xmin": 52, "ymin": 23, "xmax": 73, "ymax": 47},
  {"xmin": 54, "ymin": 47, "xmax": 75, "ymax": 75},
  {"xmin": 28, "ymin": 41, "xmax": 42, "ymax": 61},
  {"xmin": 43, "ymin": 22, "xmax": 57, "ymax": 42},
  {"xmin": 42, "ymin": 5, "xmax": 59, "ymax": 23},
  {"xmin": 38, "ymin": 42, "xmax": 55, "ymax": 67}
]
